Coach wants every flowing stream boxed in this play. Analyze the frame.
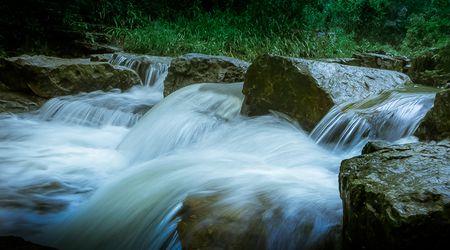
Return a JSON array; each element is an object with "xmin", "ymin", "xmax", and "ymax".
[{"xmin": 0, "ymin": 57, "xmax": 437, "ymax": 249}]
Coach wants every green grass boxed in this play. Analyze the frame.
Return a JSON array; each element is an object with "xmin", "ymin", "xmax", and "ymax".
[
  {"xmin": 105, "ymin": 7, "xmax": 449, "ymax": 61},
  {"xmin": 107, "ymin": 12, "xmax": 403, "ymax": 61}
]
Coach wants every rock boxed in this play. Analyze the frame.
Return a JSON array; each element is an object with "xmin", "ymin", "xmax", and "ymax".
[
  {"xmin": 409, "ymin": 44, "xmax": 450, "ymax": 88},
  {"xmin": 352, "ymin": 52, "xmax": 410, "ymax": 73},
  {"xmin": 176, "ymin": 194, "xmax": 340, "ymax": 250},
  {"xmin": 0, "ymin": 236, "xmax": 56, "ymax": 249},
  {"xmin": 0, "ymin": 83, "xmax": 45, "ymax": 113},
  {"xmin": 340, "ymin": 141, "xmax": 450, "ymax": 250},
  {"xmin": 110, "ymin": 53, "xmax": 172, "ymax": 86},
  {"xmin": 415, "ymin": 89, "xmax": 450, "ymax": 141},
  {"xmin": 242, "ymin": 54, "xmax": 411, "ymax": 131},
  {"xmin": 324, "ymin": 52, "xmax": 410, "ymax": 73},
  {"xmin": 89, "ymin": 53, "xmax": 113, "ymax": 62},
  {"xmin": 164, "ymin": 53, "xmax": 249, "ymax": 96},
  {"xmin": 0, "ymin": 55, "xmax": 141, "ymax": 98}
]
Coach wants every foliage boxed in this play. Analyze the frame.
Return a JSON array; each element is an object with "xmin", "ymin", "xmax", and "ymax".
[{"xmin": 0, "ymin": 0, "xmax": 448, "ymax": 58}]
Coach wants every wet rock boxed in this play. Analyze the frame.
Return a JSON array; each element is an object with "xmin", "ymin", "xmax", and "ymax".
[
  {"xmin": 0, "ymin": 83, "xmax": 45, "ymax": 113},
  {"xmin": 164, "ymin": 53, "xmax": 249, "ymax": 96},
  {"xmin": 0, "ymin": 55, "xmax": 141, "ymax": 98},
  {"xmin": 243, "ymin": 54, "xmax": 410, "ymax": 131},
  {"xmin": 110, "ymin": 53, "xmax": 172, "ymax": 85},
  {"xmin": 409, "ymin": 44, "xmax": 450, "ymax": 88},
  {"xmin": 176, "ymin": 194, "xmax": 340, "ymax": 250},
  {"xmin": 89, "ymin": 53, "xmax": 113, "ymax": 62},
  {"xmin": 0, "ymin": 236, "xmax": 56, "ymax": 249},
  {"xmin": 340, "ymin": 141, "xmax": 450, "ymax": 250},
  {"xmin": 352, "ymin": 52, "xmax": 410, "ymax": 73},
  {"xmin": 415, "ymin": 89, "xmax": 450, "ymax": 141},
  {"xmin": 324, "ymin": 52, "xmax": 410, "ymax": 73}
]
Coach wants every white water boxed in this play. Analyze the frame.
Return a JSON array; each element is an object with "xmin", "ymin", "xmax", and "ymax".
[
  {"xmin": 110, "ymin": 53, "xmax": 170, "ymax": 90},
  {"xmin": 311, "ymin": 88, "xmax": 436, "ymax": 152},
  {"xmin": 34, "ymin": 53, "xmax": 170, "ymax": 128},
  {"xmin": 0, "ymin": 70, "xmax": 436, "ymax": 249}
]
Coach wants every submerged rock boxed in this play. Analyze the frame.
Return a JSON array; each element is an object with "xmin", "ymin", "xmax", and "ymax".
[
  {"xmin": 415, "ymin": 89, "xmax": 450, "ymax": 140},
  {"xmin": 0, "ymin": 55, "xmax": 141, "ymax": 98},
  {"xmin": 340, "ymin": 141, "xmax": 450, "ymax": 250},
  {"xmin": 0, "ymin": 236, "xmax": 56, "ymax": 249},
  {"xmin": 243, "ymin": 54, "xmax": 410, "ymax": 131},
  {"xmin": 164, "ymin": 53, "xmax": 249, "ymax": 96},
  {"xmin": 176, "ymin": 194, "xmax": 340, "ymax": 250}
]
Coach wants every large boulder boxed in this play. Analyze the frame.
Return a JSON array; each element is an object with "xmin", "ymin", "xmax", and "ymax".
[
  {"xmin": 164, "ymin": 53, "xmax": 249, "ymax": 96},
  {"xmin": 0, "ymin": 55, "xmax": 141, "ymax": 98},
  {"xmin": 340, "ymin": 141, "xmax": 450, "ymax": 250},
  {"xmin": 409, "ymin": 44, "xmax": 450, "ymax": 88},
  {"xmin": 415, "ymin": 89, "xmax": 450, "ymax": 141},
  {"xmin": 242, "ymin": 54, "xmax": 411, "ymax": 131}
]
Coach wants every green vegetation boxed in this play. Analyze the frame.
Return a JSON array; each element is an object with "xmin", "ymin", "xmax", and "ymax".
[{"xmin": 1, "ymin": 1, "xmax": 449, "ymax": 60}]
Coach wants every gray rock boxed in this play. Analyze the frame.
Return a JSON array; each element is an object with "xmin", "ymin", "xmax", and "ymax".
[
  {"xmin": 340, "ymin": 141, "xmax": 450, "ymax": 250},
  {"xmin": 164, "ymin": 53, "xmax": 249, "ymax": 96},
  {"xmin": 242, "ymin": 54, "xmax": 411, "ymax": 131},
  {"xmin": 0, "ymin": 55, "xmax": 141, "ymax": 98}
]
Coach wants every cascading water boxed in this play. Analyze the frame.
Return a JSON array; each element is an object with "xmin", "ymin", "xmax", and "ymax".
[
  {"xmin": 109, "ymin": 53, "xmax": 170, "ymax": 90},
  {"xmin": 0, "ymin": 76, "xmax": 437, "ymax": 249},
  {"xmin": 311, "ymin": 87, "xmax": 436, "ymax": 152},
  {"xmin": 34, "ymin": 54, "xmax": 170, "ymax": 128}
]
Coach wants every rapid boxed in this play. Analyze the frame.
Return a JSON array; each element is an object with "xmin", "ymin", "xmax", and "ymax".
[{"xmin": 0, "ymin": 55, "xmax": 436, "ymax": 249}]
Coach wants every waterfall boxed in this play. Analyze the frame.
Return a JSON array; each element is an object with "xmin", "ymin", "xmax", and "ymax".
[
  {"xmin": 47, "ymin": 83, "xmax": 344, "ymax": 249},
  {"xmin": 0, "ymin": 76, "xmax": 438, "ymax": 249},
  {"xmin": 311, "ymin": 88, "xmax": 436, "ymax": 152},
  {"xmin": 118, "ymin": 83, "xmax": 245, "ymax": 164}
]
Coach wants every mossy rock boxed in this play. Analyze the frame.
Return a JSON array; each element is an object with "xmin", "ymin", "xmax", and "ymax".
[
  {"xmin": 242, "ymin": 54, "xmax": 411, "ymax": 131},
  {"xmin": 0, "ymin": 55, "xmax": 141, "ymax": 98},
  {"xmin": 415, "ymin": 89, "xmax": 450, "ymax": 140},
  {"xmin": 340, "ymin": 141, "xmax": 450, "ymax": 250}
]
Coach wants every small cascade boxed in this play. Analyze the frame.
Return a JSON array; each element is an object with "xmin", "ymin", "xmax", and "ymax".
[
  {"xmin": 34, "ymin": 53, "xmax": 171, "ymax": 128},
  {"xmin": 37, "ymin": 87, "xmax": 161, "ymax": 127},
  {"xmin": 311, "ymin": 88, "xmax": 436, "ymax": 151},
  {"xmin": 118, "ymin": 83, "xmax": 245, "ymax": 164},
  {"xmin": 109, "ymin": 53, "xmax": 170, "ymax": 90}
]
